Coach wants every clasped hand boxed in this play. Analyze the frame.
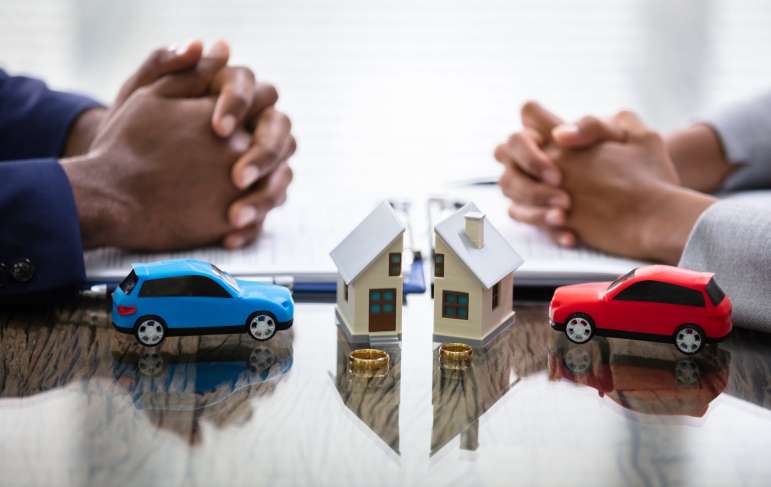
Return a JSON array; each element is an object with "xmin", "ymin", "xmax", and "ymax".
[
  {"xmin": 495, "ymin": 102, "xmax": 716, "ymax": 264},
  {"xmin": 62, "ymin": 40, "xmax": 295, "ymax": 251}
]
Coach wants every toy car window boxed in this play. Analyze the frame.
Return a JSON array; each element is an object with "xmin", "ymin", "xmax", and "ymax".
[
  {"xmin": 614, "ymin": 280, "xmax": 705, "ymax": 307},
  {"xmin": 706, "ymin": 278, "xmax": 726, "ymax": 305},
  {"xmin": 139, "ymin": 277, "xmax": 187, "ymax": 297},
  {"xmin": 187, "ymin": 276, "xmax": 232, "ymax": 297},
  {"xmin": 139, "ymin": 276, "xmax": 232, "ymax": 298},
  {"xmin": 119, "ymin": 270, "xmax": 138, "ymax": 294},
  {"xmin": 607, "ymin": 268, "xmax": 636, "ymax": 290}
]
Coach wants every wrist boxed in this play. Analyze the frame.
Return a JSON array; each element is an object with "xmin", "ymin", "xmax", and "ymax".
[
  {"xmin": 639, "ymin": 183, "xmax": 716, "ymax": 264},
  {"xmin": 63, "ymin": 107, "xmax": 107, "ymax": 157},
  {"xmin": 60, "ymin": 150, "xmax": 124, "ymax": 249},
  {"xmin": 665, "ymin": 124, "xmax": 734, "ymax": 192}
]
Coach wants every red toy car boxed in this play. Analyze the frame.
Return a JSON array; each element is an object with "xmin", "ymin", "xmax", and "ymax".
[{"xmin": 549, "ymin": 265, "xmax": 732, "ymax": 354}]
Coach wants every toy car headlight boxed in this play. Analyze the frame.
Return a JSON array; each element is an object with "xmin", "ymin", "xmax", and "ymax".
[{"xmin": 281, "ymin": 299, "xmax": 292, "ymax": 309}]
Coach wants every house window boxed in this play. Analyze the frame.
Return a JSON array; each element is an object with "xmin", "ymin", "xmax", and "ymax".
[
  {"xmin": 434, "ymin": 253, "xmax": 444, "ymax": 277},
  {"xmin": 344, "ymin": 283, "xmax": 349, "ymax": 301},
  {"xmin": 389, "ymin": 253, "xmax": 402, "ymax": 276},
  {"xmin": 492, "ymin": 282, "xmax": 500, "ymax": 309},
  {"xmin": 442, "ymin": 291, "xmax": 469, "ymax": 320}
]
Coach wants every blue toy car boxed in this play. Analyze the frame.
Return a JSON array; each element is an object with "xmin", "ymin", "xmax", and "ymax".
[{"xmin": 111, "ymin": 259, "xmax": 294, "ymax": 346}]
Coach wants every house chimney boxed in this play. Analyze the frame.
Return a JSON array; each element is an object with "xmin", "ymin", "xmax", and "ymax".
[{"xmin": 464, "ymin": 212, "xmax": 485, "ymax": 248}]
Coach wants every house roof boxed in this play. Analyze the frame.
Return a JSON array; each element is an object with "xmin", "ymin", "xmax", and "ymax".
[
  {"xmin": 434, "ymin": 202, "xmax": 524, "ymax": 288},
  {"xmin": 132, "ymin": 258, "xmax": 215, "ymax": 279},
  {"xmin": 330, "ymin": 201, "xmax": 406, "ymax": 285}
]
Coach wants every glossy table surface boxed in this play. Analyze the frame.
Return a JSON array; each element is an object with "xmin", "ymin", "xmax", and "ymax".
[{"xmin": 3, "ymin": 290, "xmax": 771, "ymax": 487}]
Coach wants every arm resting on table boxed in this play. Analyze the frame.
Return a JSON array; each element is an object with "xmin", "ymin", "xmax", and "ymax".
[
  {"xmin": 0, "ymin": 159, "xmax": 85, "ymax": 296},
  {"xmin": 679, "ymin": 198, "xmax": 771, "ymax": 332},
  {"xmin": 705, "ymin": 90, "xmax": 771, "ymax": 192},
  {"xmin": 0, "ymin": 69, "xmax": 102, "ymax": 159}
]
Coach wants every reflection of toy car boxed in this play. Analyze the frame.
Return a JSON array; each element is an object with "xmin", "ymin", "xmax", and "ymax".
[
  {"xmin": 112, "ymin": 340, "xmax": 294, "ymax": 411},
  {"xmin": 548, "ymin": 337, "xmax": 730, "ymax": 417},
  {"xmin": 549, "ymin": 265, "xmax": 732, "ymax": 354},
  {"xmin": 112, "ymin": 259, "xmax": 294, "ymax": 346}
]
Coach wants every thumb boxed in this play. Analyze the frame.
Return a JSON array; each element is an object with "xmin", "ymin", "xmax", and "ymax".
[
  {"xmin": 113, "ymin": 40, "xmax": 203, "ymax": 108},
  {"xmin": 151, "ymin": 40, "xmax": 230, "ymax": 98},
  {"xmin": 552, "ymin": 115, "xmax": 627, "ymax": 148},
  {"xmin": 521, "ymin": 100, "xmax": 564, "ymax": 141},
  {"xmin": 611, "ymin": 110, "xmax": 650, "ymax": 138}
]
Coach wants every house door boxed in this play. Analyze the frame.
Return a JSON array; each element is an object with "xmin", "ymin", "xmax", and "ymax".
[{"xmin": 369, "ymin": 288, "xmax": 396, "ymax": 332}]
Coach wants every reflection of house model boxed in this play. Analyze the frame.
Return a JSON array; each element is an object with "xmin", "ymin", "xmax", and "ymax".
[
  {"xmin": 432, "ymin": 202, "xmax": 524, "ymax": 342},
  {"xmin": 331, "ymin": 201, "xmax": 406, "ymax": 342}
]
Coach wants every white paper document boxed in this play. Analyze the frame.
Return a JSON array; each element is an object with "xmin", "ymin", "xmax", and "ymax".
[
  {"xmin": 84, "ymin": 197, "xmax": 356, "ymax": 282},
  {"xmin": 85, "ymin": 186, "xmax": 648, "ymax": 286}
]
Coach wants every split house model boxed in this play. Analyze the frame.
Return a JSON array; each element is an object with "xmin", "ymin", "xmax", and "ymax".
[
  {"xmin": 331, "ymin": 201, "xmax": 406, "ymax": 343},
  {"xmin": 432, "ymin": 203, "xmax": 524, "ymax": 343}
]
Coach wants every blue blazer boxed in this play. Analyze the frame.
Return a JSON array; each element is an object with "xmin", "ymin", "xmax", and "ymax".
[{"xmin": 0, "ymin": 69, "xmax": 100, "ymax": 296}]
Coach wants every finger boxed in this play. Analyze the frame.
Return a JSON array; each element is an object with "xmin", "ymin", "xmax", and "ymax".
[
  {"xmin": 231, "ymin": 108, "xmax": 293, "ymax": 189},
  {"xmin": 114, "ymin": 40, "xmax": 204, "ymax": 108},
  {"xmin": 245, "ymin": 83, "xmax": 280, "ymax": 124},
  {"xmin": 507, "ymin": 202, "xmax": 567, "ymax": 227},
  {"xmin": 151, "ymin": 40, "xmax": 230, "ymax": 98},
  {"xmin": 520, "ymin": 100, "xmax": 564, "ymax": 139},
  {"xmin": 612, "ymin": 110, "xmax": 649, "ymax": 137},
  {"xmin": 210, "ymin": 66, "xmax": 257, "ymax": 137},
  {"xmin": 498, "ymin": 166, "xmax": 570, "ymax": 208},
  {"xmin": 280, "ymin": 135, "xmax": 298, "ymax": 162},
  {"xmin": 552, "ymin": 115, "xmax": 627, "ymax": 148},
  {"xmin": 223, "ymin": 221, "xmax": 264, "ymax": 249},
  {"xmin": 228, "ymin": 163, "xmax": 293, "ymax": 228},
  {"xmin": 546, "ymin": 227, "xmax": 578, "ymax": 247},
  {"xmin": 496, "ymin": 132, "xmax": 562, "ymax": 185}
]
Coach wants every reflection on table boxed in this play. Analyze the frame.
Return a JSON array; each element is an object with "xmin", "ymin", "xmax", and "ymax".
[
  {"xmin": 431, "ymin": 307, "xmax": 551, "ymax": 455},
  {"xmin": 333, "ymin": 327, "xmax": 401, "ymax": 455},
  {"xmin": 0, "ymin": 296, "xmax": 294, "ymax": 447},
  {"xmin": 111, "ymin": 332, "xmax": 293, "ymax": 443},
  {"xmin": 548, "ymin": 334, "xmax": 730, "ymax": 418}
]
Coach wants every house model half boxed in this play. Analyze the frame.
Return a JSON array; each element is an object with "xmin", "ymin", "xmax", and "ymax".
[
  {"xmin": 330, "ymin": 201, "xmax": 406, "ymax": 342},
  {"xmin": 433, "ymin": 202, "xmax": 524, "ymax": 343}
]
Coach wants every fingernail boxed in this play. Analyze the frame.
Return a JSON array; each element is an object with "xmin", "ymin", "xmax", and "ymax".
[
  {"xmin": 545, "ymin": 209, "xmax": 564, "ymax": 226},
  {"xmin": 543, "ymin": 169, "xmax": 561, "ymax": 186},
  {"xmin": 549, "ymin": 194, "xmax": 569, "ymax": 208},
  {"xmin": 230, "ymin": 131, "xmax": 251, "ymax": 152},
  {"xmin": 558, "ymin": 233, "xmax": 575, "ymax": 247},
  {"xmin": 235, "ymin": 206, "xmax": 258, "ymax": 227},
  {"xmin": 207, "ymin": 39, "xmax": 229, "ymax": 59},
  {"xmin": 225, "ymin": 234, "xmax": 246, "ymax": 249},
  {"xmin": 219, "ymin": 114, "xmax": 236, "ymax": 137},
  {"xmin": 239, "ymin": 165, "xmax": 260, "ymax": 189},
  {"xmin": 553, "ymin": 124, "xmax": 579, "ymax": 138}
]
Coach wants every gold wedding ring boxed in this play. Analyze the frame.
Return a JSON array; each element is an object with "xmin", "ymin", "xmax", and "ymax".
[
  {"xmin": 440, "ymin": 343, "xmax": 473, "ymax": 364},
  {"xmin": 349, "ymin": 348, "xmax": 390, "ymax": 374}
]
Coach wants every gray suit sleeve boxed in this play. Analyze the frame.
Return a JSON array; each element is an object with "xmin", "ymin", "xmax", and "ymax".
[
  {"xmin": 704, "ymin": 90, "xmax": 771, "ymax": 191},
  {"xmin": 679, "ymin": 197, "xmax": 771, "ymax": 331}
]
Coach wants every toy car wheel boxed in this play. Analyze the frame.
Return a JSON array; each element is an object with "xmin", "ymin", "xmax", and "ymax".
[
  {"xmin": 135, "ymin": 317, "xmax": 166, "ymax": 347},
  {"xmin": 248, "ymin": 313, "xmax": 277, "ymax": 341},
  {"xmin": 674, "ymin": 325, "xmax": 704, "ymax": 355},
  {"xmin": 565, "ymin": 314, "xmax": 594, "ymax": 344},
  {"xmin": 248, "ymin": 346, "xmax": 277, "ymax": 372},
  {"xmin": 563, "ymin": 346, "xmax": 592, "ymax": 374},
  {"xmin": 674, "ymin": 359, "xmax": 701, "ymax": 385},
  {"xmin": 138, "ymin": 351, "xmax": 165, "ymax": 377}
]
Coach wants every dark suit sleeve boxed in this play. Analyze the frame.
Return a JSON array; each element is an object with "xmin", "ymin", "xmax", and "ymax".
[
  {"xmin": 0, "ymin": 69, "xmax": 102, "ymax": 160},
  {"xmin": 0, "ymin": 159, "xmax": 86, "ymax": 295},
  {"xmin": 0, "ymin": 70, "xmax": 102, "ymax": 296}
]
